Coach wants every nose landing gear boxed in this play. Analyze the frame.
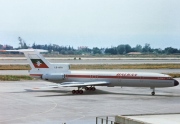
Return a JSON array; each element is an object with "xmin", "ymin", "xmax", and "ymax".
[
  {"xmin": 151, "ymin": 88, "xmax": 155, "ymax": 96},
  {"xmin": 151, "ymin": 91, "xmax": 155, "ymax": 96}
]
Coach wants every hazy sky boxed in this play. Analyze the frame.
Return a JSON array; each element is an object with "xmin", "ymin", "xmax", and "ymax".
[{"xmin": 0, "ymin": 0, "xmax": 180, "ymax": 49}]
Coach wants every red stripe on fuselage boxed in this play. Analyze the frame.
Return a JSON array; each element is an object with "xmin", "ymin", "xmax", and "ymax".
[
  {"xmin": 29, "ymin": 74, "xmax": 172, "ymax": 80},
  {"xmin": 65, "ymin": 74, "xmax": 172, "ymax": 80}
]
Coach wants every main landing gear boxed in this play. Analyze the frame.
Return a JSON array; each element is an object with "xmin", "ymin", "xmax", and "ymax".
[
  {"xmin": 72, "ymin": 86, "xmax": 96, "ymax": 95},
  {"xmin": 72, "ymin": 90, "xmax": 83, "ymax": 94},
  {"xmin": 85, "ymin": 87, "xmax": 96, "ymax": 91},
  {"xmin": 151, "ymin": 88, "xmax": 155, "ymax": 96}
]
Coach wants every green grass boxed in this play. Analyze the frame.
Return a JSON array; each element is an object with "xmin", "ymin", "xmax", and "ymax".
[
  {"xmin": 71, "ymin": 64, "xmax": 180, "ymax": 70},
  {"xmin": 0, "ymin": 65, "xmax": 30, "ymax": 70},
  {"xmin": 0, "ymin": 75, "xmax": 33, "ymax": 81},
  {"xmin": 168, "ymin": 73, "xmax": 180, "ymax": 78}
]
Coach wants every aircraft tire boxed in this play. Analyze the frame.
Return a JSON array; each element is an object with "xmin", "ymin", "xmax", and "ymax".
[
  {"xmin": 77, "ymin": 90, "xmax": 80, "ymax": 94},
  {"xmin": 85, "ymin": 87, "xmax": 89, "ymax": 91},
  {"xmin": 72, "ymin": 90, "xmax": 76, "ymax": 94},
  {"xmin": 79, "ymin": 90, "xmax": 83, "ymax": 94},
  {"xmin": 89, "ymin": 87, "xmax": 93, "ymax": 90},
  {"xmin": 72, "ymin": 90, "xmax": 83, "ymax": 94},
  {"xmin": 151, "ymin": 92, "xmax": 155, "ymax": 96}
]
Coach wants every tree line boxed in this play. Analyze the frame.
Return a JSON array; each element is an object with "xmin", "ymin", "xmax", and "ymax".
[
  {"xmin": 104, "ymin": 43, "xmax": 180, "ymax": 55},
  {"xmin": 0, "ymin": 43, "xmax": 180, "ymax": 55},
  {"xmin": 31, "ymin": 43, "xmax": 179, "ymax": 55}
]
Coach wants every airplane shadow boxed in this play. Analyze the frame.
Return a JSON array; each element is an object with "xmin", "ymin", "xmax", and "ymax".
[
  {"xmin": 23, "ymin": 89, "xmax": 180, "ymax": 97},
  {"xmin": 10, "ymin": 88, "xmax": 180, "ymax": 98}
]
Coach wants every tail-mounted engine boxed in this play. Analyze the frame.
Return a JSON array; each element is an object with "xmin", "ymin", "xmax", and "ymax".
[{"xmin": 42, "ymin": 73, "xmax": 65, "ymax": 80}]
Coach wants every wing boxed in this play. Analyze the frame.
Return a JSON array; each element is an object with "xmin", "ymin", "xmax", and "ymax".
[
  {"xmin": 28, "ymin": 81, "xmax": 110, "ymax": 90},
  {"xmin": 59, "ymin": 81, "xmax": 110, "ymax": 87}
]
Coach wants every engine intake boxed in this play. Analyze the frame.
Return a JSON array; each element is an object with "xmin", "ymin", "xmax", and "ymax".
[{"xmin": 42, "ymin": 73, "xmax": 64, "ymax": 80}]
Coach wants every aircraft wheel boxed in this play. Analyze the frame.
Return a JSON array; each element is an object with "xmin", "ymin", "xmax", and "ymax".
[
  {"xmin": 77, "ymin": 90, "xmax": 80, "ymax": 94},
  {"xmin": 79, "ymin": 90, "xmax": 83, "ymax": 94},
  {"xmin": 85, "ymin": 87, "xmax": 89, "ymax": 91},
  {"xmin": 151, "ymin": 91, "xmax": 155, "ymax": 96},
  {"xmin": 89, "ymin": 87, "xmax": 93, "ymax": 90},
  {"xmin": 92, "ymin": 87, "xmax": 96, "ymax": 91},
  {"xmin": 72, "ymin": 90, "xmax": 76, "ymax": 94}
]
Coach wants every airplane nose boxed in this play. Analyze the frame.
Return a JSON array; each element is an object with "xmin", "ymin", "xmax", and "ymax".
[{"xmin": 174, "ymin": 79, "xmax": 179, "ymax": 86}]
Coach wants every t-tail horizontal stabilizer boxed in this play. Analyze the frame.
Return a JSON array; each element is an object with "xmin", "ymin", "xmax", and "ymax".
[{"xmin": 1, "ymin": 49, "xmax": 50, "ymax": 69}]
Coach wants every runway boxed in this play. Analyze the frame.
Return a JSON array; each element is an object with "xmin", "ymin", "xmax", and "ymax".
[
  {"xmin": 0, "ymin": 79, "xmax": 180, "ymax": 124},
  {"xmin": 0, "ymin": 58, "xmax": 180, "ymax": 64}
]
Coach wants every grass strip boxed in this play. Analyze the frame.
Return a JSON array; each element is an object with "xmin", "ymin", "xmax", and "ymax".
[
  {"xmin": 167, "ymin": 73, "xmax": 180, "ymax": 78},
  {"xmin": 0, "ymin": 65, "xmax": 30, "ymax": 70},
  {"xmin": 0, "ymin": 75, "xmax": 33, "ymax": 81},
  {"xmin": 1, "ymin": 64, "xmax": 180, "ymax": 70},
  {"xmin": 71, "ymin": 64, "xmax": 180, "ymax": 70}
]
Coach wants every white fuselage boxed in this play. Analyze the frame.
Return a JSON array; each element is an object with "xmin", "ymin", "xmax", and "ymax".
[
  {"xmin": 66, "ymin": 71, "xmax": 174, "ymax": 88},
  {"xmin": 33, "ymin": 70, "xmax": 175, "ymax": 88}
]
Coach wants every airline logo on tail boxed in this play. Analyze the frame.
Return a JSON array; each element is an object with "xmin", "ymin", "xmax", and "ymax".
[{"xmin": 30, "ymin": 59, "xmax": 49, "ymax": 68}]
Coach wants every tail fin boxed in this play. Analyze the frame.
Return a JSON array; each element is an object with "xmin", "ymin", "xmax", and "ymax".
[
  {"xmin": 24, "ymin": 50, "xmax": 50, "ymax": 69},
  {"xmin": 2, "ymin": 49, "xmax": 50, "ymax": 69}
]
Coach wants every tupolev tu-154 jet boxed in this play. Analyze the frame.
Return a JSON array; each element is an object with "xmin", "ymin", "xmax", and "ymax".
[{"xmin": 1, "ymin": 49, "xmax": 179, "ymax": 95}]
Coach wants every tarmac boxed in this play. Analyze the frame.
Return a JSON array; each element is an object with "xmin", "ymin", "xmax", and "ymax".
[
  {"xmin": 0, "ymin": 79, "xmax": 180, "ymax": 124},
  {"xmin": 0, "ymin": 58, "xmax": 180, "ymax": 124}
]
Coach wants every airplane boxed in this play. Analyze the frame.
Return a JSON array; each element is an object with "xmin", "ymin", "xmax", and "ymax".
[{"xmin": 1, "ymin": 49, "xmax": 179, "ymax": 95}]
